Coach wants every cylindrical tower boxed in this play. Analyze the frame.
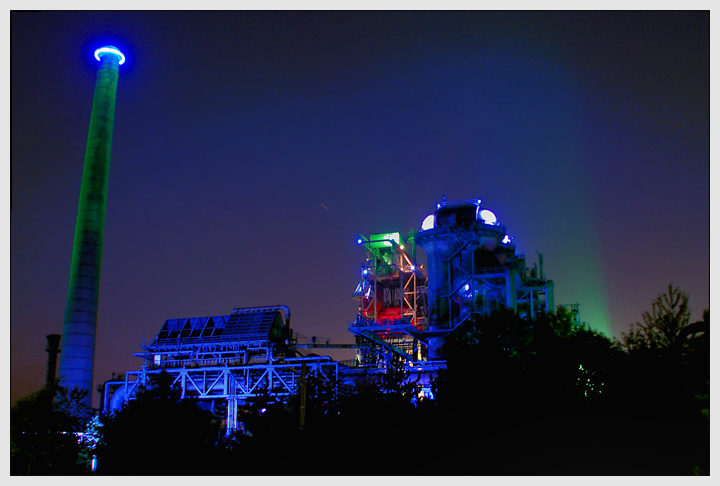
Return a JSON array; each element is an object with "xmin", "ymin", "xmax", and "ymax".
[
  {"xmin": 57, "ymin": 45, "xmax": 125, "ymax": 405},
  {"xmin": 415, "ymin": 199, "xmax": 517, "ymax": 359}
]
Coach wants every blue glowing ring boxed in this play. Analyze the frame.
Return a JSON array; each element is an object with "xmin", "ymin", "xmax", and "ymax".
[{"xmin": 94, "ymin": 46, "xmax": 126, "ymax": 65}]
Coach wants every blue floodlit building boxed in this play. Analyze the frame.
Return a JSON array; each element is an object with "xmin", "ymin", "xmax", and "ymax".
[{"xmin": 104, "ymin": 198, "xmax": 570, "ymax": 435}]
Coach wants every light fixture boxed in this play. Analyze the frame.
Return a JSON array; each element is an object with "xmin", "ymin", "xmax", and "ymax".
[
  {"xmin": 479, "ymin": 209, "xmax": 497, "ymax": 225},
  {"xmin": 421, "ymin": 214, "xmax": 435, "ymax": 231},
  {"xmin": 382, "ymin": 233, "xmax": 400, "ymax": 246},
  {"xmin": 94, "ymin": 45, "xmax": 126, "ymax": 65}
]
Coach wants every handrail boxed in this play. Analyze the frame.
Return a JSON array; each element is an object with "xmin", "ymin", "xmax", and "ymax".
[
  {"xmin": 143, "ymin": 333, "xmax": 270, "ymax": 349},
  {"xmin": 151, "ymin": 354, "xmax": 337, "ymax": 370},
  {"xmin": 350, "ymin": 317, "xmax": 414, "ymax": 327},
  {"xmin": 475, "ymin": 265, "xmax": 510, "ymax": 275}
]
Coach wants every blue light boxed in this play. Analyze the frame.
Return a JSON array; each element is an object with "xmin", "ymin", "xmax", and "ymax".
[
  {"xmin": 502, "ymin": 235, "xmax": 513, "ymax": 244},
  {"xmin": 362, "ymin": 269, "xmax": 369, "ymax": 275},
  {"xmin": 419, "ymin": 387, "xmax": 435, "ymax": 401},
  {"xmin": 357, "ymin": 238, "xmax": 363, "ymax": 245},
  {"xmin": 94, "ymin": 46, "xmax": 125, "ymax": 65}
]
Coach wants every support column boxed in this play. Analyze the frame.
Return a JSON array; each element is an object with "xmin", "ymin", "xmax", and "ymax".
[
  {"xmin": 45, "ymin": 334, "xmax": 61, "ymax": 387},
  {"xmin": 546, "ymin": 280, "xmax": 555, "ymax": 313},
  {"xmin": 506, "ymin": 267, "xmax": 517, "ymax": 312},
  {"xmin": 426, "ymin": 238, "xmax": 450, "ymax": 359},
  {"xmin": 226, "ymin": 397, "xmax": 238, "ymax": 436},
  {"xmin": 226, "ymin": 374, "xmax": 238, "ymax": 437}
]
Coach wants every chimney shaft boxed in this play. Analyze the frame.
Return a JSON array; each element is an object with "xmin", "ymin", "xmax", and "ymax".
[
  {"xmin": 45, "ymin": 334, "xmax": 61, "ymax": 387},
  {"xmin": 57, "ymin": 46, "xmax": 125, "ymax": 407}
]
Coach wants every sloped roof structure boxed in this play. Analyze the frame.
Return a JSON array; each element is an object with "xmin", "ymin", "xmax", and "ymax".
[{"xmin": 152, "ymin": 306, "xmax": 286, "ymax": 344}]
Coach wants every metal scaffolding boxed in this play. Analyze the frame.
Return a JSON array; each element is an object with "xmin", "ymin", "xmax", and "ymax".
[
  {"xmin": 103, "ymin": 198, "xmax": 574, "ymax": 432},
  {"xmin": 349, "ymin": 232, "xmax": 429, "ymax": 368},
  {"xmin": 352, "ymin": 198, "xmax": 557, "ymax": 363},
  {"xmin": 103, "ymin": 306, "xmax": 339, "ymax": 435}
]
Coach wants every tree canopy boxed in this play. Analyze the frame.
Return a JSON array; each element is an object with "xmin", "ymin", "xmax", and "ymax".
[
  {"xmin": 621, "ymin": 283, "xmax": 693, "ymax": 353},
  {"xmin": 94, "ymin": 371, "xmax": 222, "ymax": 475},
  {"xmin": 10, "ymin": 381, "xmax": 91, "ymax": 475},
  {"xmin": 12, "ymin": 285, "xmax": 709, "ymax": 475}
]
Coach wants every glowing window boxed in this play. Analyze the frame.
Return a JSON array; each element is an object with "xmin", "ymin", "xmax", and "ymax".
[
  {"xmin": 479, "ymin": 209, "xmax": 497, "ymax": 225},
  {"xmin": 421, "ymin": 214, "xmax": 435, "ymax": 231}
]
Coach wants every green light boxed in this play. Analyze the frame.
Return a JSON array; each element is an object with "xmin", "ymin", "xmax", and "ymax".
[{"xmin": 368, "ymin": 232, "xmax": 402, "ymax": 249}]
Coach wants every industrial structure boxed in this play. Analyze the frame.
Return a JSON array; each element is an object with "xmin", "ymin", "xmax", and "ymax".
[
  {"xmin": 103, "ymin": 306, "xmax": 341, "ymax": 433},
  {"xmin": 103, "ymin": 197, "xmax": 563, "ymax": 435},
  {"xmin": 48, "ymin": 40, "xmax": 574, "ymax": 445},
  {"xmin": 58, "ymin": 45, "xmax": 126, "ymax": 405},
  {"xmin": 414, "ymin": 198, "xmax": 555, "ymax": 359},
  {"xmin": 348, "ymin": 198, "xmax": 554, "ymax": 365},
  {"xmin": 349, "ymin": 231, "xmax": 429, "ymax": 366},
  {"xmin": 45, "ymin": 334, "xmax": 61, "ymax": 388}
]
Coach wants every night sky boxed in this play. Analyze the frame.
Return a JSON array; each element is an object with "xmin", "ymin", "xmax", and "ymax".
[{"xmin": 10, "ymin": 10, "xmax": 709, "ymax": 407}]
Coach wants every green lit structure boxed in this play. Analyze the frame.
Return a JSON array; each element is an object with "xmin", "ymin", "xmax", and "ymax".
[{"xmin": 57, "ymin": 46, "xmax": 125, "ymax": 404}]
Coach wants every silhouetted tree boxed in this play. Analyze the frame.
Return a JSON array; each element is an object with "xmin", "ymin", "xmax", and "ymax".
[
  {"xmin": 10, "ymin": 381, "xmax": 91, "ymax": 475},
  {"xmin": 621, "ymin": 283, "xmax": 692, "ymax": 354},
  {"xmin": 432, "ymin": 309, "xmax": 638, "ymax": 474},
  {"xmin": 612, "ymin": 286, "xmax": 710, "ymax": 475},
  {"xmin": 95, "ymin": 371, "xmax": 222, "ymax": 475}
]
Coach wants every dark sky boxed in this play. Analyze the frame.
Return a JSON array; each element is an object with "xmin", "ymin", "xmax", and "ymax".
[{"xmin": 10, "ymin": 11, "xmax": 709, "ymax": 407}]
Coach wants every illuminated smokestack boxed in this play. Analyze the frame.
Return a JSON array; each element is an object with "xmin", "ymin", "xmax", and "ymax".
[
  {"xmin": 57, "ymin": 45, "xmax": 125, "ymax": 405},
  {"xmin": 45, "ymin": 334, "xmax": 61, "ymax": 387}
]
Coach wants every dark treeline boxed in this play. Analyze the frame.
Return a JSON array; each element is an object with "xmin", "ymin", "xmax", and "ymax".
[{"xmin": 11, "ymin": 285, "xmax": 709, "ymax": 475}]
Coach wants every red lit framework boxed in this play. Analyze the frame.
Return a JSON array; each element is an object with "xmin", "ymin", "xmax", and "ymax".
[{"xmin": 349, "ymin": 232, "xmax": 429, "ymax": 366}]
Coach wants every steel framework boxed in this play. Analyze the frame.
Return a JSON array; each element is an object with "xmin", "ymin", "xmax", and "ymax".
[
  {"xmin": 104, "ymin": 356, "xmax": 338, "ymax": 434},
  {"xmin": 102, "ymin": 199, "xmax": 576, "ymax": 432},
  {"xmin": 103, "ymin": 306, "xmax": 339, "ymax": 435},
  {"xmin": 352, "ymin": 199, "xmax": 557, "ymax": 363},
  {"xmin": 349, "ymin": 232, "xmax": 430, "ymax": 367}
]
